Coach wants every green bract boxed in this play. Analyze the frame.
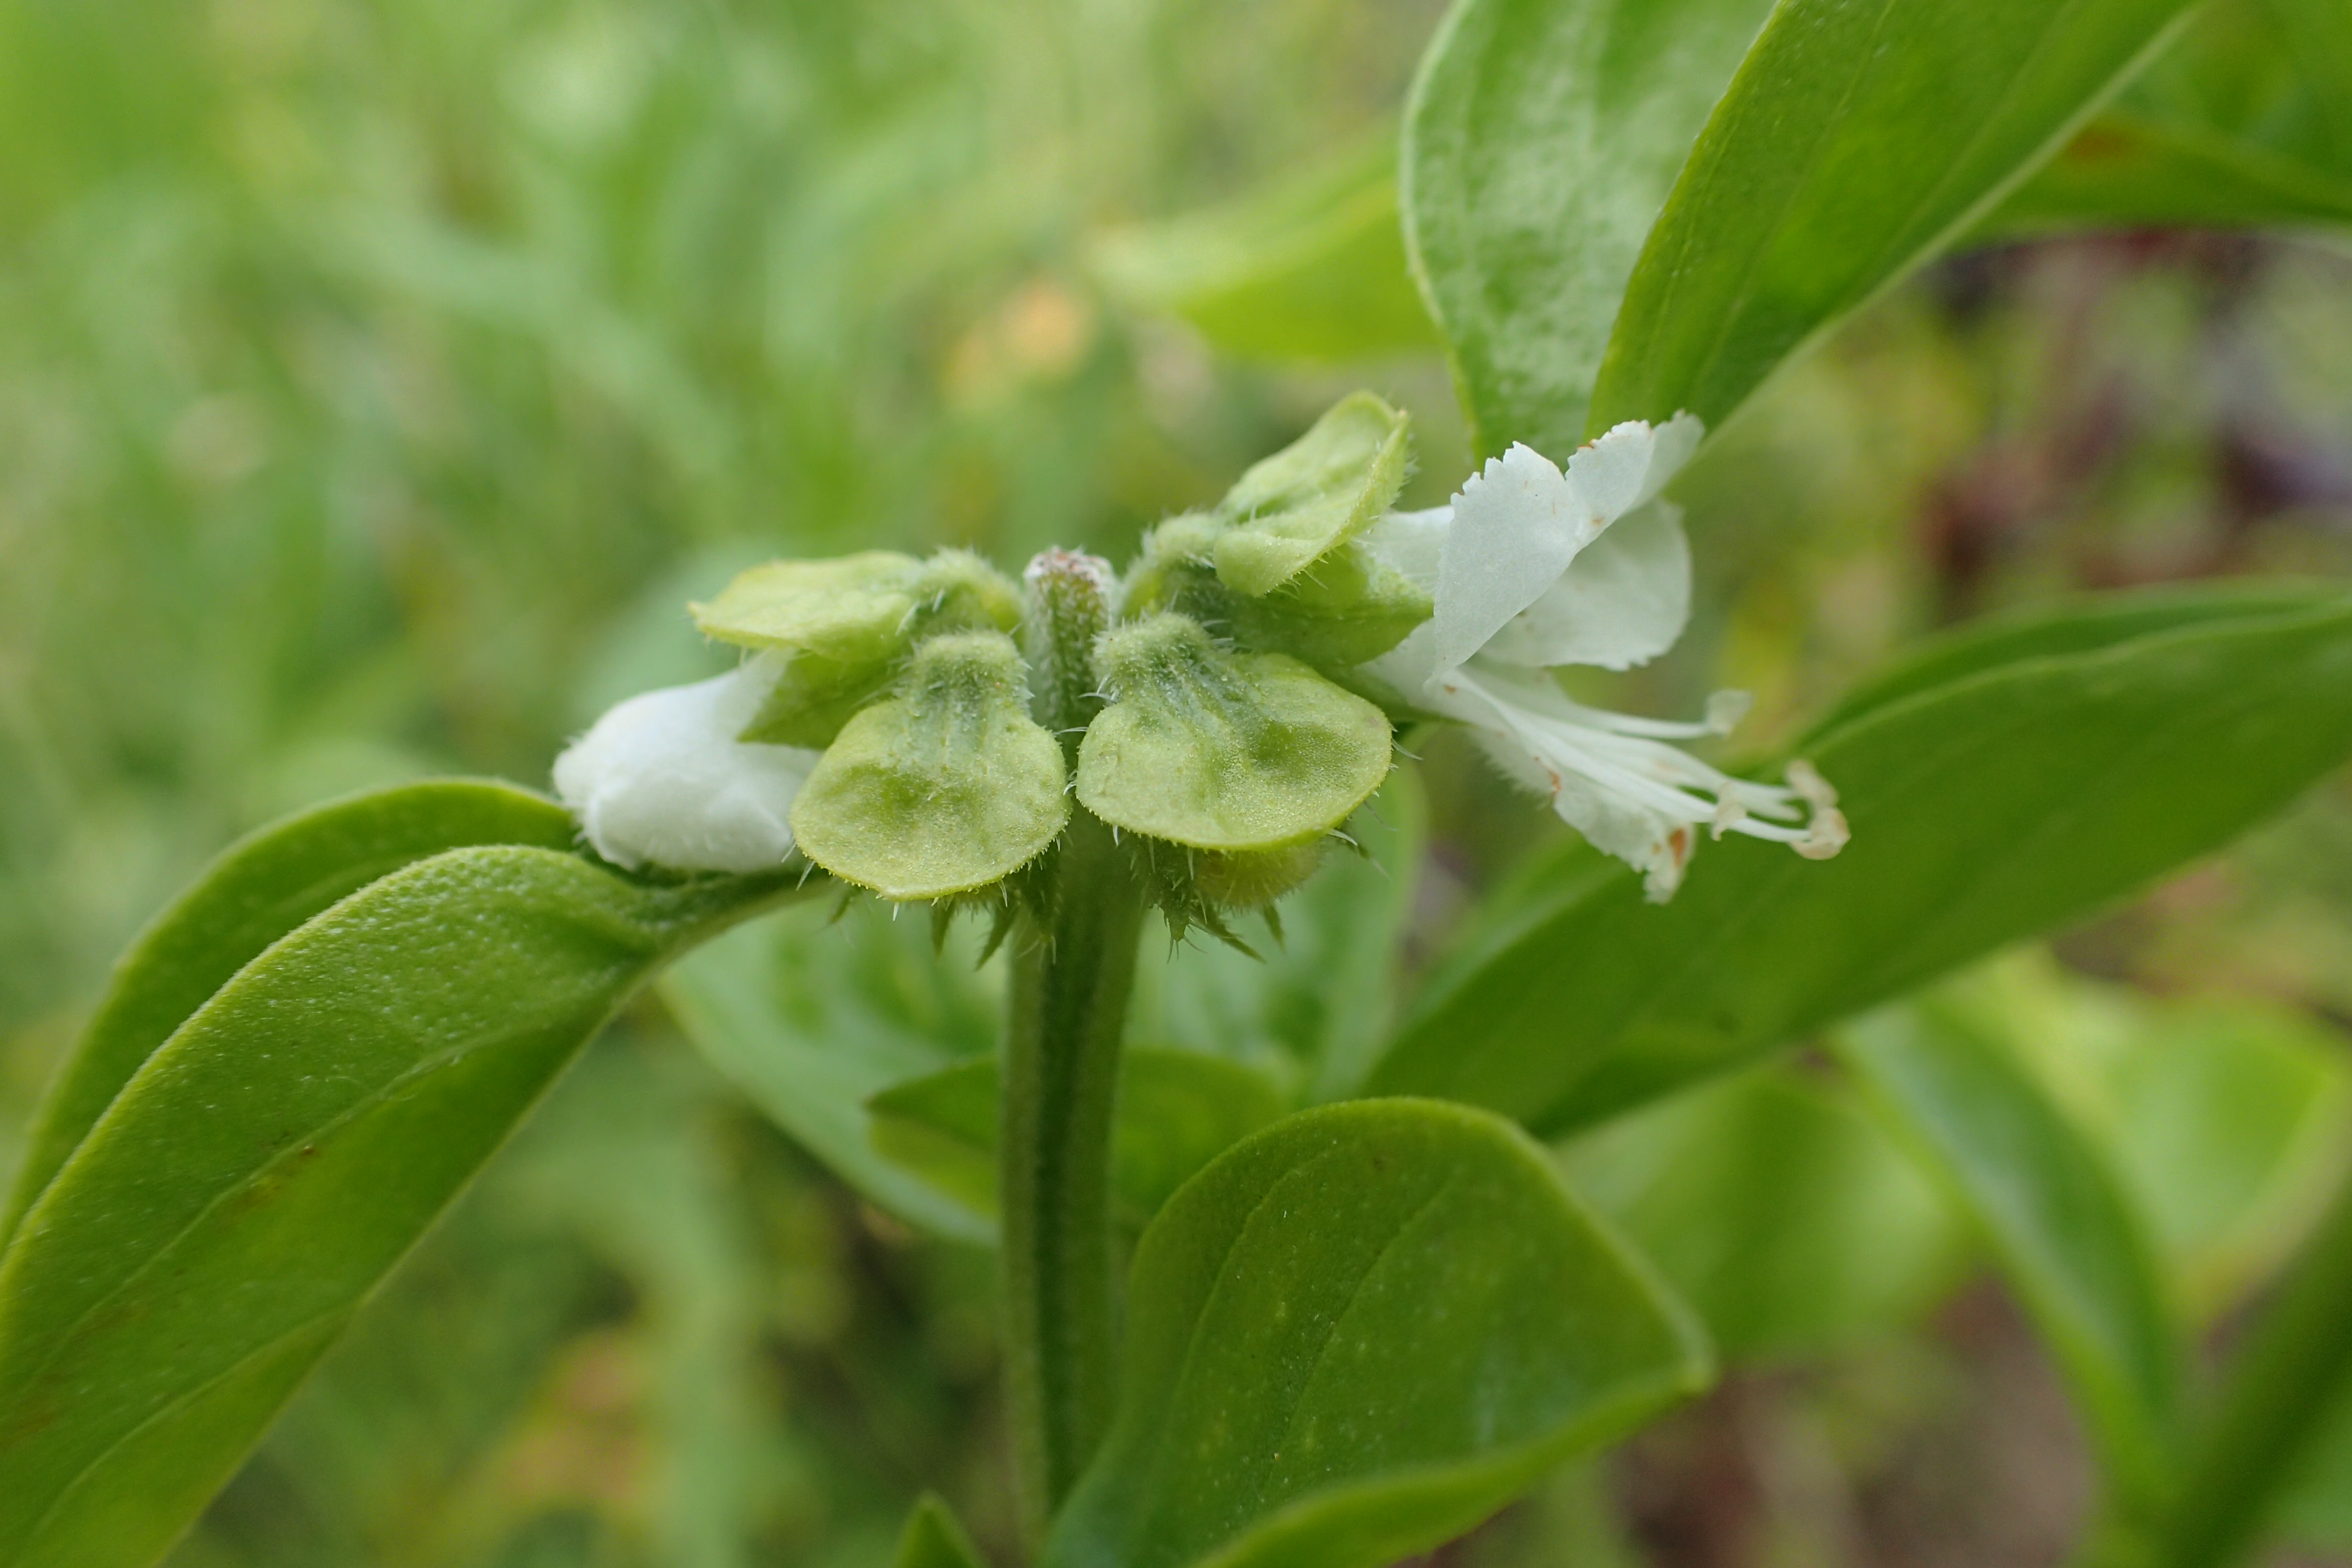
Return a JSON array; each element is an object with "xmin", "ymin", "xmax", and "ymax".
[
  {"xmin": 1076, "ymin": 612, "xmax": 1391, "ymax": 853},
  {"xmin": 790, "ymin": 632, "xmax": 1070, "ymax": 900},
  {"xmin": 1127, "ymin": 514, "xmax": 1430, "ymax": 681},
  {"xmin": 693, "ymin": 549, "xmax": 1022, "ymax": 746},
  {"xmin": 1208, "ymin": 390, "xmax": 1411, "ymax": 596}
]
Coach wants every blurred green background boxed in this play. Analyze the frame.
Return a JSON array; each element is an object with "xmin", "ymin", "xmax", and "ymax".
[{"xmin": 5, "ymin": 2, "xmax": 2352, "ymax": 1565}]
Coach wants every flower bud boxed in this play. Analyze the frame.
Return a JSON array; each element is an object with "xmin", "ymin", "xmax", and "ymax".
[
  {"xmin": 788, "ymin": 631, "xmax": 1070, "ymax": 900},
  {"xmin": 1076, "ymin": 612, "xmax": 1391, "ymax": 852},
  {"xmin": 692, "ymin": 549, "xmax": 1022, "ymax": 746},
  {"xmin": 1209, "ymin": 391, "xmax": 1411, "ymax": 596},
  {"xmin": 552, "ymin": 663, "xmax": 816, "ymax": 873}
]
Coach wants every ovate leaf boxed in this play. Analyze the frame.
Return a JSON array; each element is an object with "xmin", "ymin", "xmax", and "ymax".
[
  {"xmin": 1, "ymin": 780, "xmax": 578, "ymax": 1245},
  {"xmin": 1590, "ymin": 0, "xmax": 2199, "ymax": 433},
  {"xmin": 1370, "ymin": 591, "xmax": 2352, "ymax": 1134},
  {"xmin": 1041, "ymin": 1099, "xmax": 1708, "ymax": 1568},
  {"xmin": 1403, "ymin": 0, "xmax": 1774, "ymax": 457},
  {"xmin": 0, "ymin": 848, "xmax": 798, "ymax": 1568},
  {"xmin": 1839, "ymin": 999, "xmax": 2179, "ymax": 1518}
]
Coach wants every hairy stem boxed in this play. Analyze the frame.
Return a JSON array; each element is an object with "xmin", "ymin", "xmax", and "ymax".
[
  {"xmin": 1002, "ymin": 806, "xmax": 1142, "ymax": 1545},
  {"xmin": 1003, "ymin": 548, "xmax": 1138, "ymax": 1548}
]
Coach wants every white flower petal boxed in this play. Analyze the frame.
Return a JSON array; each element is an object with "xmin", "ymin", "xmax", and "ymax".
[
  {"xmin": 1420, "ymin": 662, "xmax": 1840, "ymax": 901},
  {"xmin": 1429, "ymin": 414, "xmax": 1705, "ymax": 680},
  {"xmin": 1359, "ymin": 504, "xmax": 1450, "ymax": 595},
  {"xmin": 1566, "ymin": 412, "xmax": 1705, "ymax": 516},
  {"xmin": 1432, "ymin": 444, "xmax": 1598, "ymax": 674},
  {"xmin": 1478, "ymin": 500, "xmax": 1692, "ymax": 671},
  {"xmin": 553, "ymin": 657, "xmax": 818, "ymax": 873},
  {"xmin": 1362, "ymin": 620, "xmax": 1441, "ymax": 702}
]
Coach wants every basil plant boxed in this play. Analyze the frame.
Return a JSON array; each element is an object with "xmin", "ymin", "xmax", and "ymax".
[{"xmin": 7, "ymin": 1, "xmax": 2352, "ymax": 1566}]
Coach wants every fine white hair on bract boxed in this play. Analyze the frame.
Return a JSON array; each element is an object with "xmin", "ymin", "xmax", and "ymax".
[{"xmin": 553, "ymin": 652, "xmax": 817, "ymax": 873}]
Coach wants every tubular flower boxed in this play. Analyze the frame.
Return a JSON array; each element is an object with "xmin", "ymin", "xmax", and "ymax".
[
  {"xmin": 553, "ymin": 656, "xmax": 818, "ymax": 873},
  {"xmin": 1362, "ymin": 414, "xmax": 1847, "ymax": 901}
]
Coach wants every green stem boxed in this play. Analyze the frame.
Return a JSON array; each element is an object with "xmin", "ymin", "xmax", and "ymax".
[
  {"xmin": 2161, "ymin": 1164, "xmax": 2352, "ymax": 1568},
  {"xmin": 1002, "ymin": 804, "xmax": 1143, "ymax": 1547}
]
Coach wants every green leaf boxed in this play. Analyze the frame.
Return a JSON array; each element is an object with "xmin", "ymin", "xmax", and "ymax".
[
  {"xmin": 2269, "ymin": 0, "xmax": 2352, "ymax": 165},
  {"xmin": 662, "ymin": 898, "xmax": 1003, "ymax": 1246},
  {"xmin": 1088, "ymin": 140, "xmax": 1439, "ymax": 363},
  {"xmin": 1804, "ymin": 580, "xmax": 2346, "ymax": 742},
  {"xmin": 2275, "ymin": 1374, "xmax": 2352, "ymax": 1551},
  {"xmin": 1979, "ymin": 110, "xmax": 2352, "ymax": 239},
  {"xmin": 1590, "ymin": 0, "xmax": 2198, "ymax": 434},
  {"xmin": 1, "ymin": 780, "xmax": 578, "ymax": 1246},
  {"xmin": 893, "ymin": 1493, "xmax": 989, "ymax": 1568},
  {"xmin": 1965, "ymin": 0, "xmax": 2352, "ymax": 239},
  {"xmin": 1369, "ymin": 591, "xmax": 2352, "ymax": 1134},
  {"xmin": 2163, "ymin": 1168, "xmax": 2352, "ymax": 1568},
  {"xmin": 1403, "ymin": 0, "xmax": 1774, "ymax": 457},
  {"xmin": 1837, "ymin": 998, "xmax": 2178, "ymax": 1518},
  {"xmin": 868, "ymin": 1047, "xmax": 1288, "ymax": 1228},
  {"xmin": 1040, "ymin": 1099, "xmax": 1709, "ymax": 1568},
  {"xmin": 1957, "ymin": 950, "xmax": 2352, "ymax": 1320},
  {"xmin": 0, "ymin": 847, "xmax": 797, "ymax": 1568},
  {"xmin": 1561, "ymin": 1065, "xmax": 1966, "ymax": 1363}
]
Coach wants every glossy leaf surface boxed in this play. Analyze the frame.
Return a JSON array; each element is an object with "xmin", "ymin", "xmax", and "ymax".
[
  {"xmin": 1041, "ymin": 1099, "xmax": 1708, "ymax": 1568},
  {"xmin": 1403, "ymin": 0, "xmax": 1772, "ymax": 457},
  {"xmin": 1, "ymin": 780, "xmax": 578, "ymax": 1244},
  {"xmin": 0, "ymin": 847, "xmax": 796, "ymax": 1568},
  {"xmin": 868, "ymin": 1047, "xmax": 1287, "ymax": 1228},
  {"xmin": 1590, "ymin": 0, "xmax": 2198, "ymax": 433},
  {"xmin": 1371, "ymin": 592, "xmax": 2352, "ymax": 1133},
  {"xmin": 1839, "ymin": 1000, "xmax": 2178, "ymax": 1515}
]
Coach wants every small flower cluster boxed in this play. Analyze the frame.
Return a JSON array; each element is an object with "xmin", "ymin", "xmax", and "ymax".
[{"xmin": 556, "ymin": 392, "xmax": 1845, "ymax": 916}]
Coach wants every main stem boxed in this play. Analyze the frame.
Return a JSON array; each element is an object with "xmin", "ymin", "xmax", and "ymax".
[{"xmin": 1002, "ymin": 550, "xmax": 1141, "ymax": 1548}]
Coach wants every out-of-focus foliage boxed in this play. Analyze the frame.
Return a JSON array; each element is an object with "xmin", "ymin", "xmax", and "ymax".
[
  {"xmin": 0, "ymin": 1, "xmax": 1447, "ymax": 1563},
  {"xmin": 10, "ymin": 1, "xmax": 2352, "ymax": 1565}
]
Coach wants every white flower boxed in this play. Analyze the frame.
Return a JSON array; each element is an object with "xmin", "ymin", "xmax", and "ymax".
[
  {"xmin": 553, "ymin": 655, "xmax": 818, "ymax": 873},
  {"xmin": 1362, "ymin": 414, "xmax": 1847, "ymax": 901}
]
